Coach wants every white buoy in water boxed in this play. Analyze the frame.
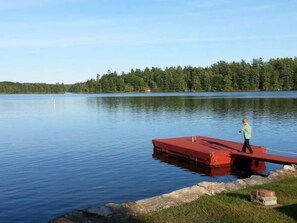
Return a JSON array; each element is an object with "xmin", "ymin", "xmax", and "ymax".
[{"xmin": 53, "ymin": 99, "xmax": 56, "ymax": 104}]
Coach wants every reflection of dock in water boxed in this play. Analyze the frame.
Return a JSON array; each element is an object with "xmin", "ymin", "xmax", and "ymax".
[
  {"xmin": 153, "ymin": 151, "xmax": 266, "ymax": 177},
  {"xmin": 153, "ymin": 152, "xmax": 231, "ymax": 176}
]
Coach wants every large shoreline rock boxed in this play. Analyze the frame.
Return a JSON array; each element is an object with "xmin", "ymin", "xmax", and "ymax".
[{"xmin": 50, "ymin": 165, "xmax": 297, "ymax": 223}]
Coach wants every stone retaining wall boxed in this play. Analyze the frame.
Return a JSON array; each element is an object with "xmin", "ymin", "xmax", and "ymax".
[{"xmin": 50, "ymin": 165, "xmax": 297, "ymax": 223}]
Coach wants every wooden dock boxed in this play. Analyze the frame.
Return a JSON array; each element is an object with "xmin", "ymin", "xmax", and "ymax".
[{"xmin": 152, "ymin": 136, "xmax": 297, "ymax": 167}]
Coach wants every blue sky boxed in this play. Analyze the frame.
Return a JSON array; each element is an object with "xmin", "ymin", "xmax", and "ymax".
[{"xmin": 0, "ymin": 0, "xmax": 296, "ymax": 84}]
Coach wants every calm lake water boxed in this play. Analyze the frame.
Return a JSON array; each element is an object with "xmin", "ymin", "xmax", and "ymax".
[{"xmin": 1, "ymin": 92, "xmax": 297, "ymax": 223}]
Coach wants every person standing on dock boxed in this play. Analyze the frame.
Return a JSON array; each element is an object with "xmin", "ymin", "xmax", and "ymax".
[{"xmin": 239, "ymin": 118, "xmax": 253, "ymax": 153}]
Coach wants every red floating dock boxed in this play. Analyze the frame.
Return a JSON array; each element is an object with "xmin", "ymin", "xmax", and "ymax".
[{"xmin": 152, "ymin": 136, "xmax": 297, "ymax": 167}]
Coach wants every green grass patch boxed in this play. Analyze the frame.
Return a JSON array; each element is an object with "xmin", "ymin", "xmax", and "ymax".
[{"xmin": 122, "ymin": 177, "xmax": 297, "ymax": 223}]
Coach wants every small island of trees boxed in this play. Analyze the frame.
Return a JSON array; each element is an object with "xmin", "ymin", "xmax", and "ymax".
[{"xmin": 0, "ymin": 82, "xmax": 66, "ymax": 94}]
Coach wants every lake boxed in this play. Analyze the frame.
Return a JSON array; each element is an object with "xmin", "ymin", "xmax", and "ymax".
[{"xmin": 1, "ymin": 92, "xmax": 297, "ymax": 223}]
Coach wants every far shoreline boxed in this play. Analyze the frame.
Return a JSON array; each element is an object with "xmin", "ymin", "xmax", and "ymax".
[{"xmin": 1, "ymin": 90, "xmax": 297, "ymax": 95}]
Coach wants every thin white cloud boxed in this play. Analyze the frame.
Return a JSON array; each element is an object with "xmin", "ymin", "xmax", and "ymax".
[
  {"xmin": 1, "ymin": 34, "xmax": 296, "ymax": 49},
  {"xmin": 0, "ymin": 36, "xmax": 109, "ymax": 48},
  {"xmin": 0, "ymin": 0, "xmax": 74, "ymax": 10},
  {"xmin": 0, "ymin": 17, "xmax": 144, "ymax": 30},
  {"xmin": 175, "ymin": 34, "xmax": 297, "ymax": 44}
]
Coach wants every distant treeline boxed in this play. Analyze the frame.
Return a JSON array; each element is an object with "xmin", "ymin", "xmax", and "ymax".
[
  {"xmin": 69, "ymin": 57, "xmax": 297, "ymax": 93},
  {"xmin": 1, "ymin": 57, "xmax": 297, "ymax": 94},
  {"xmin": 0, "ymin": 82, "xmax": 66, "ymax": 94}
]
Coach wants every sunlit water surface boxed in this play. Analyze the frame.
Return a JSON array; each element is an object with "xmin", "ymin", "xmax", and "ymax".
[{"xmin": 0, "ymin": 92, "xmax": 297, "ymax": 223}]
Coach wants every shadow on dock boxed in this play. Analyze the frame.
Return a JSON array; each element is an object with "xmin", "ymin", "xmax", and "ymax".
[{"xmin": 201, "ymin": 139, "xmax": 236, "ymax": 151}]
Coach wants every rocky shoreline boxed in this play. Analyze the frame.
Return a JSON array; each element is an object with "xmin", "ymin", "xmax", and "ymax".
[{"xmin": 50, "ymin": 165, "xmax": 297, "ymax": 223}]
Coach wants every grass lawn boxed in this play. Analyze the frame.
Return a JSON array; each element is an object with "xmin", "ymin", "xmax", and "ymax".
[{"xmin": 122, "ymin": 177, "xmax": 297, "ymax": 223}]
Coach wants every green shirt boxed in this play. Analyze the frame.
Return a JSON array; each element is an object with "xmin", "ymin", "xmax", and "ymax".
[{"xmin": 241, "ymin": 124, "xmax": 252, "ymax": 139}]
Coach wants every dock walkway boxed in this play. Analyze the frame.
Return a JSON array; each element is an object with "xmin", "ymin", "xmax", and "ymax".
[{"xmin": 231, "ymin": 152, "xmax": 297, "ymax": 165}]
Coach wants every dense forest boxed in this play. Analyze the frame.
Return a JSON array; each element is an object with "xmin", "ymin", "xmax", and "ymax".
[
  {"xmin": 0, "ymin": 82, "xmax": 66, "ymax": 94},
  {"xmin": 69, "ymin": 57, "xmax": 297, "ymax": 93},
  {"xmin": 1, "ymin": 57, "xmax": 297, "ymax": 94}
]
